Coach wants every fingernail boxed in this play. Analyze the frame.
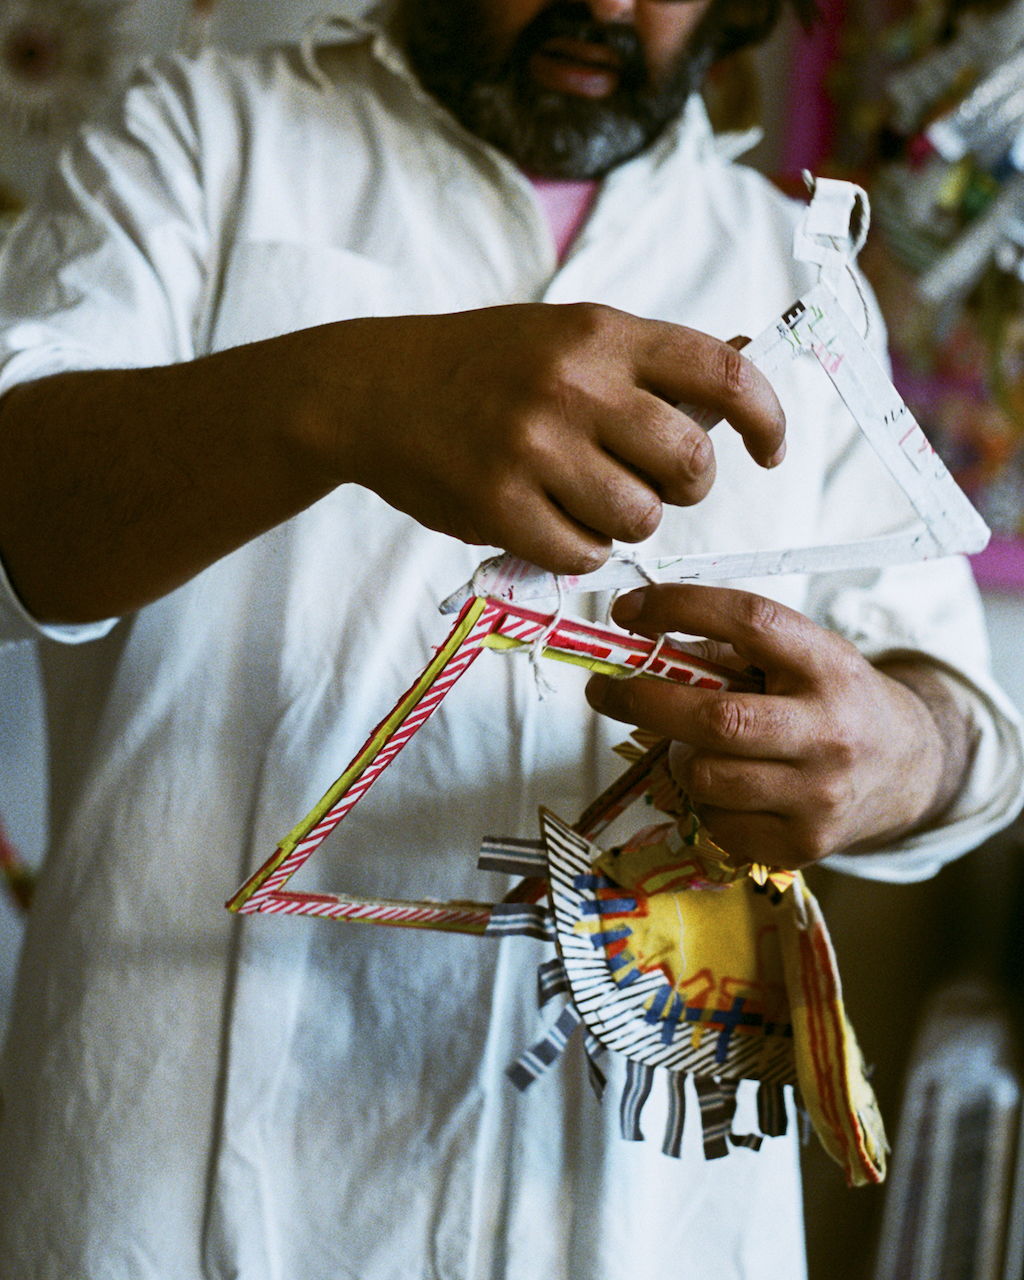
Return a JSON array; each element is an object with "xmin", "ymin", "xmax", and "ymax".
[
  {"xmin": 687, "ymin": 430, "xmax": 713, "ymax": 478},
  {"xmin": 585, "ymin": 674, "xmax": 609, "ymax": 710},
  {"xmin": 612, "ymin": 589, "xmax": 645, "ymax": 624},
  {"xmin": 766, "ymin": 440, "xmax": 786, "ymax": 468}
]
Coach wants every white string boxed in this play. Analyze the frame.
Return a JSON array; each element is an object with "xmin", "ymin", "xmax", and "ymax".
[
  {"xmin": 604, "ymin": 549, "xmax": 668, "ymax": 682},
  {"xmin": 526, "ymin": 576, "xmax": 564, "ymax": 699},
  {"xmin": 472, "ymin": 563, "xmax": 564, "ymax": 700},
  {"xmin": 612, "ymin": 631, "xmax": 667, "ymax": 681},
  {"xmin": 602, "ymin": 548, "xmax": 661, "ymax": 627},
  {"xmin": 472, "ymin": 549, "xmax": 667, "ymax": 697}
]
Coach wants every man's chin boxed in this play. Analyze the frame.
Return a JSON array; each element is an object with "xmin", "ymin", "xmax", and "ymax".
[
  {"xmin": 458, "ymin": 86, "xmax": 656, "ymax": 179},
  {"xmin": 398, "ymin": 0, "xmax": 695, "ymax": 181}
]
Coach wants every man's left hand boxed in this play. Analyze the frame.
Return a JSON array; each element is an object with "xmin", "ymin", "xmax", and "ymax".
[{"xmin": 585, "ymin": 585, "xmax": 970, "ymax": 870}]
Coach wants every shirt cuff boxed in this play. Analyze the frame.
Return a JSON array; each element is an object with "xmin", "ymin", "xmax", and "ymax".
[{"xmin": 824, "ymin": 656, "xmax": 1024, "ymax": 883}]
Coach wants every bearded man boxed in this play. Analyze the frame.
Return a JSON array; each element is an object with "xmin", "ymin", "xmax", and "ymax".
[{"xmin": 0, "ymin": 2, "xmax": 1020, "ymax": 1277}]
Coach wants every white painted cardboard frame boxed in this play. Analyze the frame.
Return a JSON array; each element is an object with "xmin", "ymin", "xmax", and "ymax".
[{"xmin": 442, "ymin": 279, "xmax": 990, "ymax": 614}]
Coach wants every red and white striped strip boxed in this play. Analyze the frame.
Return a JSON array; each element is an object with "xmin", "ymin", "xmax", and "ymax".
[
  {"xmin": 232, "ymin": 596, "xmax": 755, "ymax": 924},
  {"xmin": 240, "ymin": 600, "xmax": 506, "ymax": 909},
  {"xmin": 249, "ymin": 890, "xmax": 493, "ymax": 932},
  {"xmin": 490, "ymin": 601, "xmax": 752, "ymax": 692}
]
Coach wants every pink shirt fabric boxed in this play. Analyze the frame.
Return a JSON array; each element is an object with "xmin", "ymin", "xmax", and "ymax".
[{"xmin": 528, "ymin": 176, "xmax": 599, "ymax": 260}]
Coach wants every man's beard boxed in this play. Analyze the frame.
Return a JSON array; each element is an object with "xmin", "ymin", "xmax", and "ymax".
[{"xmin": 399, "ymin": 0, "xmax": 714, "ymax": 179}]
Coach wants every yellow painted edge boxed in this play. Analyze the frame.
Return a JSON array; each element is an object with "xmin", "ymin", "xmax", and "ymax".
[
  {"xmin": 481, "ymin": 633, "xmax": 657, "ymax": 680},
  {"xmin": 228, "ymin": 597, "xmax": 490, "ymax": 912}
]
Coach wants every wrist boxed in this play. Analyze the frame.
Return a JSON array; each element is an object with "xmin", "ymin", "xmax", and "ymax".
[{"xmin": 876, "ymin": 659, "xmax": 973, "ymax": 837}]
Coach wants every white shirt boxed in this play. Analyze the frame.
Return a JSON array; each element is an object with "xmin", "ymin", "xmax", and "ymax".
[{"xmin": 0, "ymin": 12, "xmax": 1021, "ymax": 1279}]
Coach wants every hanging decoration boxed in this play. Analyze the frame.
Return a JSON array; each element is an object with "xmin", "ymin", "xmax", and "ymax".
[
  {"xmin": 0, "ymin": 0, "xmax": 131, "ymax": 135},
  {"xmin": 788, "ymin": 1, "xmax": 1024, "ymax": 569}
]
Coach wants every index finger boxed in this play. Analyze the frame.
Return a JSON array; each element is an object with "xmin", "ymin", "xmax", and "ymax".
[
  {"xmin": 610, "ymin": 584, "xmax": 844, "ymax": 683},
  {"xmin": 585, "ymin": 671, "xmax": 807, "ymax": 761},
  {"xmin": 634, "ymin": 320, "xmax": 786, "ymax": 469}
]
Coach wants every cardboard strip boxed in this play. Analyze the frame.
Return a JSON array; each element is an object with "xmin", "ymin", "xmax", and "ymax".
[
  {"xmin": 228, "ymin": 599, "xmax": 755, "ymax": 928},
  {"xmin": 440, "ymin": 282, "xmax": 989, "ymax": 614}
]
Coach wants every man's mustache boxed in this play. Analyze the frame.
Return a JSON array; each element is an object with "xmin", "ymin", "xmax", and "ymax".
[{"xmin": 502, "ymin": 2, "xmax": 649, "ymax": 86}]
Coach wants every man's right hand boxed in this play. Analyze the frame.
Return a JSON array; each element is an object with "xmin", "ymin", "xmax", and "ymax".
[
  {"xmin": 322, "ymin": 302, "xmax": 786, "ymax": 575},
  {"xmin": 0, "ymin": 302, "xmax": 785, "ymax": 623}
]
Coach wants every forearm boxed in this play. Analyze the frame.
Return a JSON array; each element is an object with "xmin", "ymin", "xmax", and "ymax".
[
  {"xmin": 0, "ymin": 303, "xmax": 789, "ymax": 627},
  {"xmin": 0, "ymin": 326, "xmax": 354, "ymax": 625}
]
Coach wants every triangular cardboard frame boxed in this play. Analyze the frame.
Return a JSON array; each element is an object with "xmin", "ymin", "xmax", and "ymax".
[{"xmin": 226, "ymin": 598, "xmax": 757, "ymax": 928}]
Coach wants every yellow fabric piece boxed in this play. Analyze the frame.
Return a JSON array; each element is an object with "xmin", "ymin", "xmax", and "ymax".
[
  {"xmin": 779, "ymin": 877, "xmax": 888, "ymax": 1185},
  {"xmin": 586, "ymin": 813, "xmax": 887, "ymax": 1186}
]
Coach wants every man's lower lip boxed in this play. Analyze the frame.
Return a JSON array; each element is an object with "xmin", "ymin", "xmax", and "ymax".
[{"xmin": 528, "ymin": 50, "xmax": 619, "ymax": 99}]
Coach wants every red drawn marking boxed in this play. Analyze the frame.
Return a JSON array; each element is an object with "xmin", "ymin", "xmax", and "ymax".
[
  {"xmin": 564, "ymin": 640, "xmax": 614, "ymax": 660},
  {"xmin": 801, "ymin": 929, "xmax": 850, "ymax": 1173}
]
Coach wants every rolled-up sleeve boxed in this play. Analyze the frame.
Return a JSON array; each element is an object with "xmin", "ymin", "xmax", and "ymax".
[
  {"xmin": 808, "ymin": 554, "xmax": 1024, "ymax": 881},
  {"xmin": 0, "ymin": 55, "xmax": 216, "ymax": 644}
]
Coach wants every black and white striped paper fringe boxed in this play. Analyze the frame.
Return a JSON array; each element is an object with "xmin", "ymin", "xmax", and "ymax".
[
  {"xmin": 693, "ymin": 1076, "xmax": 739, "ymax": 1159},
  {"xmin": 537, "ymin": 957, "xmax": 571, "ymax": 1008},
  {"xmin": 757, "ymin": 1080, "xmax": 789, "ymax": 1137},
  {"xmin": 484, "ymin": 902, "xmax": 555, "ymax": 941},
  {"xmin": 693, "ymin": 1076, "xmax": 763, "ymax": 1158},
  {"xmin": 583, "ymin": 1028, "xmax": 608, "ymax": 1101},
  {"xmin": 662, "ymin": 1071, "xmax": 688, "ymax": 1158},
  {"xmin": 619, "ymin": 1058, "xmax": 655, "ymax": 1142},
  {"xmin": 506, "ymin": 1003, "xmax": 583, "ymax": 1091},
  {"xmin": 478, "ymin": 836, "xmax": 549, "ymax": 878}
]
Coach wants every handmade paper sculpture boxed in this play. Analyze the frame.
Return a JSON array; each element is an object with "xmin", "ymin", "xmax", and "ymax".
[
  {"xmin": 444, "ymin": 178, "xmax": 988, "ymax": 613},
  {"xmin": 229, "ymin": 178, "xmax": 987, "ymax": 1182},
  {"xmin": 488, "ymin": 736, "xmax": 886, "ymax": 1186}
]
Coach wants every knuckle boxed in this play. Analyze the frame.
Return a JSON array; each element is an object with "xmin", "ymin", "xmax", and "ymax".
[
  {"xmin": 563, "ymin": 300, "xmax": 616, "ymax": 344},
  {"xmin": 499, "ymin": 411, "xmax": 548, "ymax": 470},
  {"xmin": 838, "ymin": 641, "xmax": 869, "ymax": 685},
  {"xmin": 797, "ymin": 831, "xmax": 831, "ymax": 864},
  {"xmin": 832, "ymin": 734, "xmax": 858, "ymax": 774},
  {"xmin": 736, "ymin": 592, "xmax": 782, "ymax": 641},
  {"xmin": 719, "ymin": 342, "xmax": 746, "ymax": 401},
  {"xmin": 688, "ymin": 427, "xmax": 714, "ymax": 474},
  {"xmin": 660, "ymin": 425, "xmax": 716, "ymax": 506},
  {"xmin": 821, "ymin": 718, "xmax": 859, "ymax": 772},
  {"xmin": 616, "ymin": 492, "xmax": 662, "ymax": 543},
  {"xmin": 815, "ymin": 775, "xmax": 850, "ymax": 815},
  {"xmin": 681, "ymin": 756, "xmax": 715, "ymax": 799},
  {"xmin": 704, "ymin": 696, "xmax": 751, "ymax": 745}
]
